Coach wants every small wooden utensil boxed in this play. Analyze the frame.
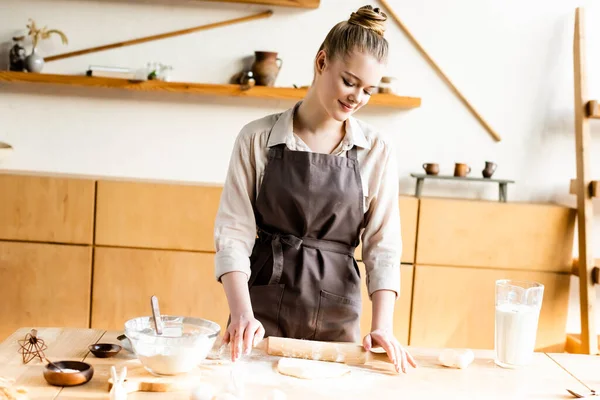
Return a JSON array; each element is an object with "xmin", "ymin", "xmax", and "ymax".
[
  {"xmin": 266, "ymin": 336, "xmax": 392, "ymax": 365},
  {"xmin": 150, "ymin": 295, "xmax": 163, "ymax": 335}
]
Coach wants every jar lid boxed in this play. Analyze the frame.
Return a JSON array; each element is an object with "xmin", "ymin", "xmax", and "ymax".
[{"xmin": 380, "ymin": 76, "xmax": 396, "ymax": 83}]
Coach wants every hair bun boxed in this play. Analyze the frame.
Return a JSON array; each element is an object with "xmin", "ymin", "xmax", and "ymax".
[{"xmin": 348, "ymin": 5, "xmax": 387, "ymax": 36}]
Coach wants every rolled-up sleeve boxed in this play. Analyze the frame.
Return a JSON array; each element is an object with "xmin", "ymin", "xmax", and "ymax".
[
  {"xmin": 361, "ymin": 140, "xmax": 402, "ymax": 298},
  {"xmin": 214, "ymin": 131, "xmax": 257, "ymax": 282}
]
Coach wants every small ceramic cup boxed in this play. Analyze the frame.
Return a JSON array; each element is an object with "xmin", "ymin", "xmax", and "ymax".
[{"xmin": 422, "ymin": 163, "xmax": 440, "ymax": 175}]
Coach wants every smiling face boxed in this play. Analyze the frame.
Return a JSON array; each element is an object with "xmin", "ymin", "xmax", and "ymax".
[{"xmin": 313, "ymin": 49, "xmax": 385, "ymax": 121}]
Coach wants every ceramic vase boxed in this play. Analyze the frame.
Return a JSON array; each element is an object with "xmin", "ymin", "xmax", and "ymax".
[{"xmin": 25, "ymin": 48, "xmax": 44, "ymax": 73}]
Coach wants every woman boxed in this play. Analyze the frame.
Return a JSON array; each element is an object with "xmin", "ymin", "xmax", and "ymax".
[{"xmin": 214, "ymin": 5, "xmax": 416, "ymax": 374}]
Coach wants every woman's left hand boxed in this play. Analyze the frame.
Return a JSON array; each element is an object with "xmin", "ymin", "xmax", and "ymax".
[{"xmin": 363, "ymin": 329, "xmax": 417, "ymax": 374}]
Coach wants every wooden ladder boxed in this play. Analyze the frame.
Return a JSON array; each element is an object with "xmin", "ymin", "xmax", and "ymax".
[{"xmin": 569, "ymin": 7, "xmax": 599, "ymax": 355}]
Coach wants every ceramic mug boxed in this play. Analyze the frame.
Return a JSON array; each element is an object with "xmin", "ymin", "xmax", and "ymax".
[
  {"xmin": 422, "ymin": 163, "xmax": 439, "ymax": 175},
  {"xmin": 454, "ymin": 163, "xmax": 471, "ymax": 177}
]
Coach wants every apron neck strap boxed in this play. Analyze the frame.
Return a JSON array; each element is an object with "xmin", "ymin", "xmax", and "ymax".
[{"xmin": 347, "ymin": 146, "xmax": 357, "ymax": 160}]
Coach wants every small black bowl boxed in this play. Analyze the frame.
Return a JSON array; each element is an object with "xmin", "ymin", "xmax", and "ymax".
[
  {"xmin": 43, "ymin": 361, "xmax": 94, "ymax": 387},
  {"xmin": 88, "ymin": 343, "xmax": 122, "ymax": 358}
]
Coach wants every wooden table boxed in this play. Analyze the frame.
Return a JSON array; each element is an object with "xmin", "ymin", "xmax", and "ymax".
[
  {"xmin": 411, "ymin": 173, "xmax": 515, "ymax": 202},
  {"xmin": 0, "ymin": 327, "xmax": 596, "ymax": 399}
]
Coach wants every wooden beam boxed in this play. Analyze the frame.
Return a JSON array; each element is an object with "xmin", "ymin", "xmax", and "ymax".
[
  {"xmin": 569, "ymin": 179, "xmax": 600, "ymax": 197},
  {"xmin": 573, "ymin": 7, "xmax": 598, "ymax": 355},
  {"xmin": 45, "ymin": 10, "xmax": 273, "ymax": 62}
]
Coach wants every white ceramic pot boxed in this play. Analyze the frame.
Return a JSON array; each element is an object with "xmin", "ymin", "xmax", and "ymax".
[{"xmin": 25, "ymin": 48, "xmax": 44, "ymax": 73}]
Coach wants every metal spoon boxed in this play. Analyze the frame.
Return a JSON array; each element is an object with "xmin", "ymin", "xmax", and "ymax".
[
  {"xmin": 45, "ymin": 357, "xmax": 65, "ymax": 373},
  {"xmin": 150, "ymin": 295, "xmax": 163, "ymax": 335}
]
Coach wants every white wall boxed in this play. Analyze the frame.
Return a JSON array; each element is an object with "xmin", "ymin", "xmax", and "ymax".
[{"xmin": 2, "ymin": 0, "xmax": 600, "ymax": 335}]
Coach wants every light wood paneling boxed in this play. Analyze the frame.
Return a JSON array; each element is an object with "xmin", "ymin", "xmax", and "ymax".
[
  {"xmin": 0, "ymin": 241, "xmax": 92, "ymax": 341},
  {"xmin": 359, "ymin": 263, "xmax": 413, "ymax": 344},
  {"xmin": 416, "ymin": 198, "xmax": 576, "ymax": 272},
  {"xmin": 409, "ymin": 265, "xmax": 570, "ymax": 351},
  {"xmin": 95, "ymin": 181, "xmax": 222, "ymax": 251},
  {"xmin": 91, "ymin": 247, "xmax": 229, "ymax": 332},
  {"xmin": 356, "ymin": 196, "xmax": 419, "ymax": 263},
  {"xmin": 0, "ymin": 174, "xmax": 95, "ymax": 244}
]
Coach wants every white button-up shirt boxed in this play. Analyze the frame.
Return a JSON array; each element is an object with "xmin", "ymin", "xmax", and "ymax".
[{"xmin": 214, "ymin": 104, "xmax": 402, "ymax": 297}]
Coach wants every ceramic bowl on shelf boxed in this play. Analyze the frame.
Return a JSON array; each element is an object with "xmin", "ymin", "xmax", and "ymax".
[{"xmin": 124, "ymin": 315, "xmax": 220, "ymax": 376}]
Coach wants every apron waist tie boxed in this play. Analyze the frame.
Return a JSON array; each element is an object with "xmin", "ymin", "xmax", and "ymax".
[{"xmin": 257, "ymin": 228, "xmax": 356, "ymax": 285}]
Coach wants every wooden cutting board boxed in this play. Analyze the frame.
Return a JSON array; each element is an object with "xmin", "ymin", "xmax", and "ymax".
[{"xmin": 107, "ymin": 360, "xmax": 205, "ymax": 393}]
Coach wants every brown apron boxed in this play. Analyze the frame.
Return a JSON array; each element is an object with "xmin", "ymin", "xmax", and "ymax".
[{"xmin": 247, "ymin": 132, "xmax": 364, "ymax": 343}]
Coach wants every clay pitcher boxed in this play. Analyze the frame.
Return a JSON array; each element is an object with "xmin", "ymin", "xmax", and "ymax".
[
  {"xmin": 251, "ymin": 51, "xmax": 282, "ymax": 87},
  {"xmin": 482, "ymin": 161, "xmax": 497, "ymax": 178}
]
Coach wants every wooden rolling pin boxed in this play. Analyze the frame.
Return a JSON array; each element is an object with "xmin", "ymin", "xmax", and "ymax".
[{"xmin": 267, "ymin": 336, "xmax": 392, "ymax": 364}]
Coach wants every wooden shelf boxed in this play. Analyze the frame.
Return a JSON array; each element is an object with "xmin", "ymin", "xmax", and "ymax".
[
  {"xmin": 202, "ymin": 0, "xmax": 319, "ymax": 8},
  {"xmin": 0, "ymin": 71, "xmax": 421, "ymax": 109}
]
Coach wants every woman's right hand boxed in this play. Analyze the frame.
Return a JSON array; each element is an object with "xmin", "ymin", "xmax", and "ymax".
[
  {"xmin": 223, "ymin": 311, "xmax": 265, "ymax": 361},
  {"xmin": 220, "ymin": 271, "xmax": 266, "ymax": 362}
]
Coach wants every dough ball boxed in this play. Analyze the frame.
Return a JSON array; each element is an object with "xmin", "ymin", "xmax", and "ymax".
[
  {"xmin": 438, "ymin": 349, "xmax": 474, "ymax": 369},
  {"xmin": 277, "ymin": 358, "xmax": 350, "ymax": 379},
  {"xmin": 265, "ymin": 389, "xmax": 287, "ymax": 400}
]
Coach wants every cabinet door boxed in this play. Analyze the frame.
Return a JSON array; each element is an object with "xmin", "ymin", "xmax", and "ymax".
[
  {"xmin": 0, "ymin": 241, "xmax": 92, "ymax": 341},
  {"xmin": 91, "ymin": 247, "xmax": 229, "ymax": 331},
  {"xmin": 95, "ymin": 181, "xmax": 222, "ymax": 252},
  {"xmin": 416, "ymin": 198, "xmax": 575, "ymax": 272},
  {"xmin": 0, "ymin": 174, "xmax": 95, "ymax": 244},
  {"xmin": 409, "ymin": 265, "xmax": 570, "ymax": 351},
  {"xmin": 358, "ymin": 263, "xmax": 413, "ymax": 344}
]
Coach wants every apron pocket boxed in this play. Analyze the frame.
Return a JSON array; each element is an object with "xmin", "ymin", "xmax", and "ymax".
[
  {"xmin": 315, "ymin": 289, "xmax": 361, "ymax": 342},
  {"xmin": 249, "ymin": 284, "xmax": 285, "ymax": 338}
]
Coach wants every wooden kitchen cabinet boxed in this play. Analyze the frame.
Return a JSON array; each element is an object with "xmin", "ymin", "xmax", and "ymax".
[
  {"xmin": 91, "ymin": 247, "xmax": 230, "ymax": 331},
  {"xmin": 95, "ymin": 180, "xmax": 222, "ymax": 252},
  {"xmin": 0, "ymin": 174, "xmax": 95, "ymax": 244},
  {"xmin": 359, "ymin": 263, "xmax": 413, "ymax": 344},
  {"xmin": 0, "ymin": 241, "xmax": 92, "ymax": 340},
  {"xmin": 416, "ymin": 198, "xmax": 575, "ymax": 272},
  {"xmin": 409, "ymin": 265, "xmax": 570, "ymax": 351}
]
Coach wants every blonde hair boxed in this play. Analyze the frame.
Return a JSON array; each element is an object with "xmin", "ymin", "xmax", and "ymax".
[{"xmin": 318, "ymin": 5, "xmax": 388, "ymax": 63}]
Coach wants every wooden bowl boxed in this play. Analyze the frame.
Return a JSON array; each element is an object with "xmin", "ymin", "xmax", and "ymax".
[
  {"xmin": 88, "ymin": 343, "xmax": 122, "ymax": 358},
  {"xmin": 43, "ymin": 361, "xmax": 94, "ymax": 387}
]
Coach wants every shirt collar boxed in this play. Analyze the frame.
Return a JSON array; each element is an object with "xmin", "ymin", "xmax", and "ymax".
[{"xmin": 267, "ymin": 102, "xmax": 372, "ymax": 150}]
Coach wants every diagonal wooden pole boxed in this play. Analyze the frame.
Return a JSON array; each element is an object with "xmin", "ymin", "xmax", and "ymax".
[
  {"xmin": 45, "ymin": 10, "xmax": 273, "ymax": 62},
  {"xmin": 378, "ymin": 0, "xmax": 501, "ymax": 142}
]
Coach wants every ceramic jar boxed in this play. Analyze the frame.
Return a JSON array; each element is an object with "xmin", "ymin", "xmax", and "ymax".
[{"xmin": 251, "ymin": 51, "xmax": 282, "ymax": 87}]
